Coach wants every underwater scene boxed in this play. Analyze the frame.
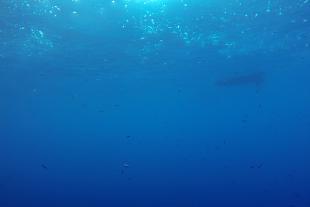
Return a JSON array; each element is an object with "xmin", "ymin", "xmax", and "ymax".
[{"xmin": 0, "ymin": 0, "xmax": 310, "ymax": 206}]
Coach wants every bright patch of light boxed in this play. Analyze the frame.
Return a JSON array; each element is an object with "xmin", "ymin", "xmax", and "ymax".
[{"xmin": 123, "ymin": 0, "xmax": 168, "ymax": 5}]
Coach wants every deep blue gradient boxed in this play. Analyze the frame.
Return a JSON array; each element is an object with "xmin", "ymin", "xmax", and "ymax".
[{"xmin": 1, "ymin": 0, "xmax": 310, "ymax": 206}]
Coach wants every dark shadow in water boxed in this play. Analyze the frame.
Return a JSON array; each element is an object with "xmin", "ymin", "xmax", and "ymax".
[
  {"xmin": 215, "ymin": 71, "xmax": 265, "ymax": 87},
  {"xmin": 41, "ymin": 164, "xmax": 48, "ymax": 170}
]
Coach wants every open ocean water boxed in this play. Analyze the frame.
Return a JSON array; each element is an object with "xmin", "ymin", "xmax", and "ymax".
[{"xmin": 0, "ymin": 0, "xmax": 310, "ymax": 206}]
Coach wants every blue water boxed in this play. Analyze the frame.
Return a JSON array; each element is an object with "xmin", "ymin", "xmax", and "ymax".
[{"xmin": 1, "ymin": 0, "xmax": 310, "ymax": 206}]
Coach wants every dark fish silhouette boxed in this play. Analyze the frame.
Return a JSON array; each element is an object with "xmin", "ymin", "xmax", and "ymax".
[
  {"xmin": 249, "ymin": 163, "xmax": 263, "ymax": 169},
  {"xmin": 41, "ymin": 164, "xmax": 48, "ymax": 170},
  {"xmin": 215, "ymin": 72, "xmax": 265, "ymax": 87}
]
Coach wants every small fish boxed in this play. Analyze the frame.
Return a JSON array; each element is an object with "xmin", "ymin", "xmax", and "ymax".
[
  {"xmin": 123, "ymin": 162, "xmax": 129, "ymax": 168},
  {"xmin": 121, "ymin": 162, "xmax": 129, "ymax": 175},
  {"xmin": 41, "ymin": 164, "xmax": 48, "ymax": 170},
  {"xmin": 249, "ymin": 163, "xmax": 263, "ymax": 169}
]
